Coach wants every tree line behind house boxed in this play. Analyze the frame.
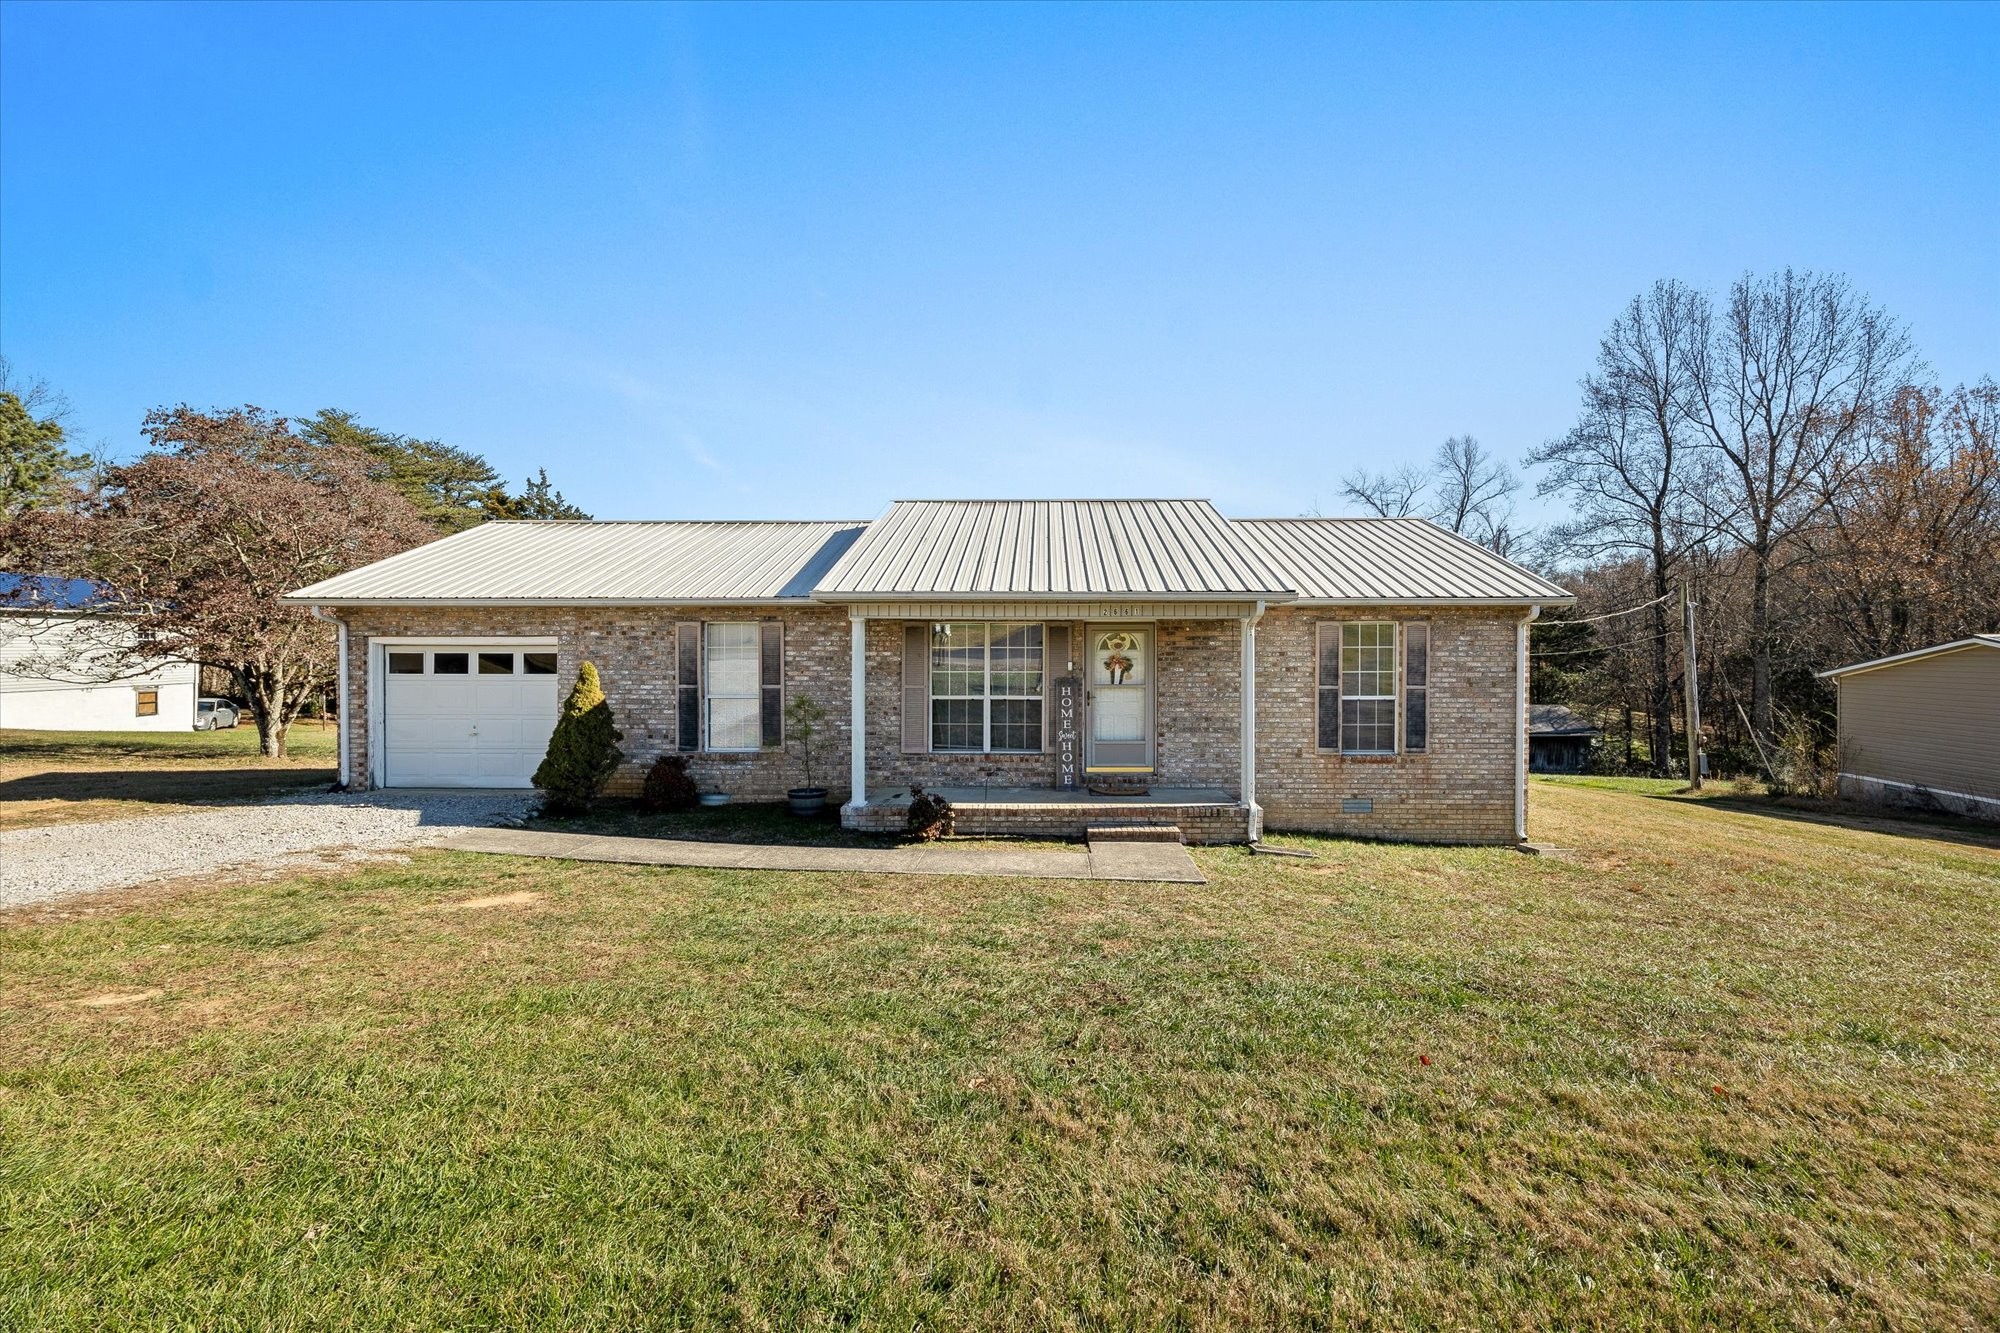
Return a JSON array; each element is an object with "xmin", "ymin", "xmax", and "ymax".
[
  {"xmin": 1526, "ymin": 272, "xmax": 1996, "ymax": 787},
  {"xmin": 1338, "ymin": 271, "xmax": 1996, "ymax": 787},
  {"xmin": 0, "ymin": 377, "xmax": 587, "ymax": 757}
]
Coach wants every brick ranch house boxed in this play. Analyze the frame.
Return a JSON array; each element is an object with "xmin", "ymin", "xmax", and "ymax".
[{"xmin": 285, "ymin": 500, "xmax": 1571, "ymax": 844}]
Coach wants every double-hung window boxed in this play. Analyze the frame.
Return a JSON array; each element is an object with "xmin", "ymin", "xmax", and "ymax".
[
  {"xmin": 704, "ymin": 622, "xmax": 761, "ymax": 751},
  {"xmin": 1318, "ymin": 620, "xmax": 1431, "ymax": 755},
  {"xmin": 1340, "ymin": 622, "xmax": 1398, "ymax": 754},
  {"xmin": 930, "ymin": 622, "xmax": 1043, "ymax": 753}
]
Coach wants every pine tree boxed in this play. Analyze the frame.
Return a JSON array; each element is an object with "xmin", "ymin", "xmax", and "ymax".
[{"xmin": 533, "ymin": 661, "xmax": 624, "ymax": 814}]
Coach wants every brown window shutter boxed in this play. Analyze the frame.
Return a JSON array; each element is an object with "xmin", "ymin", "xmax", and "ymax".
[
  {"xmin": 1403, "ymin": 621, "xmax": 1429, "ymax": 753},
  {"xmin": 759, "ymin": 621, "xmax": 784, "ymax": 748},
  {"xmin": 901, "ymin": 622, "xmax": 929, "ymax": 753},
  {"xmin": 1316, "ymin": 621, "xmax": 1340, "ymax": 751},
  {"xmin": 676, "ymin": 621, "xmax": 701, "ymax": 752},
  {"xmin": 1042, "ymin": 623, "xmax": 1069, "ymax": 753}
]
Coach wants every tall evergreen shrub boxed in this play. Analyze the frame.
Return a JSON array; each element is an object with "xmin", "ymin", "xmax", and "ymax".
[{"xmin": 533, "ymin": 660, "xmax": 624, "ymax": 815}]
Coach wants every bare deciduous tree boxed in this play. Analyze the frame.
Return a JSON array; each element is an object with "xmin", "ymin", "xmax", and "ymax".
[
  {"xmin": 1340, "ymin": 435, "xmax": 1521, "ymax": 553},
  {"xmin": 1338, "ymin": 463, "xmax": 1428, "ymax": 518},
  {"xmin": 1801, "ymin": 379, "xmax": 2000, "ymax": 661},
  {"xmin": 1530, "ymin": 280, "xmax": 1707, "ymax": 772},
  {"xmin": 1679, "ymin": 269, "xmax": 1915, "ymax": 744}
]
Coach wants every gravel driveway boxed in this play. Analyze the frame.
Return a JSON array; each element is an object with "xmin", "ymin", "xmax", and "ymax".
[{"xmin": 1, "ymin": 790, "xmax": 537, "ymax": 911}]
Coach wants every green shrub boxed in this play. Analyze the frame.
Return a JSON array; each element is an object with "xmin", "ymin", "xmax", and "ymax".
[
  {"xmin": 641, "ymin": 754, "xmax": 699, "ymax": 812},
  {"xmin": 533, "ymin": 660, "xmax": 624, "ymax": 815}
]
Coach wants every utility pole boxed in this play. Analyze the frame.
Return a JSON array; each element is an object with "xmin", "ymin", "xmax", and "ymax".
[{"xmin": 1682, "ymin": 582, "xmax": 1703, "ymax": 791}]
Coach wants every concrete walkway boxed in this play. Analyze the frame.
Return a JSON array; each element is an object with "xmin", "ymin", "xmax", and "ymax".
[{"xmin": 436, "ymin": 827, "xmax": 1206, "ymax": 884}]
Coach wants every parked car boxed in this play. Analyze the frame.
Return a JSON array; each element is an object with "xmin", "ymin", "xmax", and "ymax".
[{"xmin": 195, "ymin": 697, "xmax": 242, "ymax": 731}]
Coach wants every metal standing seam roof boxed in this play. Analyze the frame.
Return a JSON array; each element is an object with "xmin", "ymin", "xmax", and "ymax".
[
  {"xmin": 811, "ymin": 500, "xmax": 1299, "ymax": 599},
  {"xmin": 283, "ymin": 504, "xmax": 1575, "ymax": 606},
  {"xmin": 284, "ymin": 521, "xmax": 868, "ymax": 604},
  {"xmin": 1230, "ymin": 517, "xmax": 1573, "ymax": 604}
]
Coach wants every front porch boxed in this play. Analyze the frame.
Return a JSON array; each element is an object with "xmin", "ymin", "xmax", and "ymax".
[
  {"xmin": 836, "ymin": 604, "xmax": 1269, "ymax": 844},
  {"xmin": 843, "ymin": 785, "xmax": 1260, "ymax": 844}
]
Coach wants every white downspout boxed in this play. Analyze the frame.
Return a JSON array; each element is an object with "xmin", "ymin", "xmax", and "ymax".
[
  {"xmin": 1240, "ymin": 600, "xmax": 1265, "ymax": 832},
  {"xmin": 1517, "ymin": 604, "xmax": 1541, "ymax": 843},
  {"xmin": 310, "ymin": 606, "xmax": 350, "ymax": 788}
]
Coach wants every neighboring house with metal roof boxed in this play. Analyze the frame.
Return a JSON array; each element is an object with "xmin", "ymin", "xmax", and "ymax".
[
  {"xmin": 0, "ymin": 574, "xmax": 200, "ymax": 732},
  {"xmin": 287, "ymin": 500, "xmax": 1572, "ymax": 844},
  {"xmin": 1526, "ymin": 704, "xmax": 1603, "ymax": 775},
  {"xmin": 1818, "ymin": 635, "xmax": 2000, "ymax": 821}
]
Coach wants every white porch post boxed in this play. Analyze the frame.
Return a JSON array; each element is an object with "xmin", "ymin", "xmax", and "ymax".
[
  {"xmin": 849, "ymin": 613, "xmax": 868, "ymax": 807},
  {"xmin": 1240, "ymin": 601, "xmax": 1264, "ymax": 815}
]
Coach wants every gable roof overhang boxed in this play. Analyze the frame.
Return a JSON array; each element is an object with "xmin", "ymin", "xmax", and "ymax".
[
  {"xmin": 282, "ymin": 520, "xmax": 869, "ymax": 607},
  {"xmin": 1816, "ymin": 634, "xmax": 2000, "ymax": 680}
]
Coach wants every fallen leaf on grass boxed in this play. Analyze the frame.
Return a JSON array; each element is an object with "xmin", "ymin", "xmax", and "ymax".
[{"xmin": 75, "ymin": 989, "xmax": 164, "ymax": 1008}]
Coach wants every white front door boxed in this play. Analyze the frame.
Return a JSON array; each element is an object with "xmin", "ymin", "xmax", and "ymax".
[
  {"xmin": 1085, "ymin": 625, "xmax": 1153, "ymax": 772},
  {"xmin": 381, "ymin": 646, "xmax": 560, "ymax": 788}
]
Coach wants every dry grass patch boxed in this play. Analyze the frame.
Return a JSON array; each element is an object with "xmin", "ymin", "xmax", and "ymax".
[
  {"xmin": 0, "ymin": 726, "xmax": 337, "ymax": 829},
  {"xmin": 0, "ymin": 781, "xmax": 1995, "ymax": 1329}
]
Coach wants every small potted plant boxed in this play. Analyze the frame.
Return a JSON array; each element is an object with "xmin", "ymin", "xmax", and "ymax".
[{"xmin": 784, "ymin": 693, "xmax": 830, "ymax": 816}]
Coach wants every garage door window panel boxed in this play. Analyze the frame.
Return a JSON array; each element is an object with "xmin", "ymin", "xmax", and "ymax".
[
  {"xmin": 389, "ymin": 652, "xmax": 424, "ymax": 674},
  {"xmin": 478, "ymin": 652, "xmax": 515, "ymax": 674},
  {"xmin": 433, "ymin": 653, "xmax": 469, "ymax": 675}
]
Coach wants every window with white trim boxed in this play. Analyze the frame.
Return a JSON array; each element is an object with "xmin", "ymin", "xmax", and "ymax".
[
  {"xmin": 704, "ymin": 622, "xmax": 761, "ymax": 751},
  {"xmin": 930, "ymin": 622, "xmax": 1043, "ymax": 752},
  {"xmin": 1340, "ymin": 621, "xmax": 1397, "ymax": 754}
]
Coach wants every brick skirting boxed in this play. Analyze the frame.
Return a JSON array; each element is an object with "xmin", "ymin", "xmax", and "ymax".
[{"xmin": 844, "ymin": 798, "xmax": 1258, "ymax": 844}]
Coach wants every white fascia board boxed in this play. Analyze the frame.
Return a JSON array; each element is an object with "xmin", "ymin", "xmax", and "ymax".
[
  {"xmin": 809, "ymin": 591, "xmax": 1298, "ymax": 604},
  {"xmin": 1286, "ymin": 595, "xmax": 1575, "ymax": 608},
  {"xmin": 280, "ymin": 597, "xmax": 821, "ymax": 608}
]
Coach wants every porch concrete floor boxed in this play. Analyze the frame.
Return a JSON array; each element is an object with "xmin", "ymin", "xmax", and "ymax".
[
  {"xmin": 436, "ymin": 827, "xmax": 1206, "ymax": 884},
  {"xmin": 870, "ymin": 785, "xmax": 1237, "ymax": 806}
]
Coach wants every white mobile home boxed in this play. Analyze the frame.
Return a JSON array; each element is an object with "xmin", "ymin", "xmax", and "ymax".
[{"xmin": 0, "ymin": 577, "xmax": 199, "ymax": 732}]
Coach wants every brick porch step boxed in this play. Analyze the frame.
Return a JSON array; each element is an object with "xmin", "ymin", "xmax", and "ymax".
[{"xmin": 1085, "ymin": 824, "xmax": 1186, "ymax": 844}]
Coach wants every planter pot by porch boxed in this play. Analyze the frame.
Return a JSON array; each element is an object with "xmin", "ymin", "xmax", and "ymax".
[
  {"xmin": 698, "ymin": 793, "xmax": 731, "ymax": 808},
  {"xmin": 787, "ymin": 786, "xmax": 828, "ymax": 817}
]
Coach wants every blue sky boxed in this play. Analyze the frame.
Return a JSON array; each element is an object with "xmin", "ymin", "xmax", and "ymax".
[{"xmin": 2, "ymin": 1, "xmax": 1994, "ymax": 523}]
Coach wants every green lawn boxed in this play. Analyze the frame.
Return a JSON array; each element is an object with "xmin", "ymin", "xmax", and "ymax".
[
  {"xmin": 0, "ymin": 725, "xmax": 337, "ymax": 830},
  {"xmin": 3, "ymin": 781, "xmax": 1996, "ymax": 1328}
]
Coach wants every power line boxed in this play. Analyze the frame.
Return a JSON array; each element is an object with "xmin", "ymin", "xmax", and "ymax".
[
  {"xmin": 1530, "ymin": 629, "xmax": 1677, "ymax": 658},
  {"xmin": 1541, "ymin": 590, "xmax": 1678, "ymax": 625}
]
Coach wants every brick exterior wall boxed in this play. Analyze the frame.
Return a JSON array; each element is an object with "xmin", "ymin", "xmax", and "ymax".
[
  {"xmin": 1253, "ymin": 605, "xmax": 1524, "ymax": 844},
  {"xmin": 860, "ymin": 619, "xmax": 1242, "ymax": 792},
  {"xmin": 334, "ymin": 605, "xmax": 855, "ymax": 800},
  {"xmin": 330, "ymin": 603, "xmax": 1525, "ymax": 844}
]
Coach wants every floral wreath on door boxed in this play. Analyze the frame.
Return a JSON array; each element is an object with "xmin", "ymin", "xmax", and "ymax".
[{"xmin": 1098, "ymin": 631, "xmax": 1139, "ymax": 685}]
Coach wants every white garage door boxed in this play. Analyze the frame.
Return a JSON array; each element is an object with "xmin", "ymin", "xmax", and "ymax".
[{"xmin": 381, "ymin": 646, "xmax": 561, "ymax": 788}]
